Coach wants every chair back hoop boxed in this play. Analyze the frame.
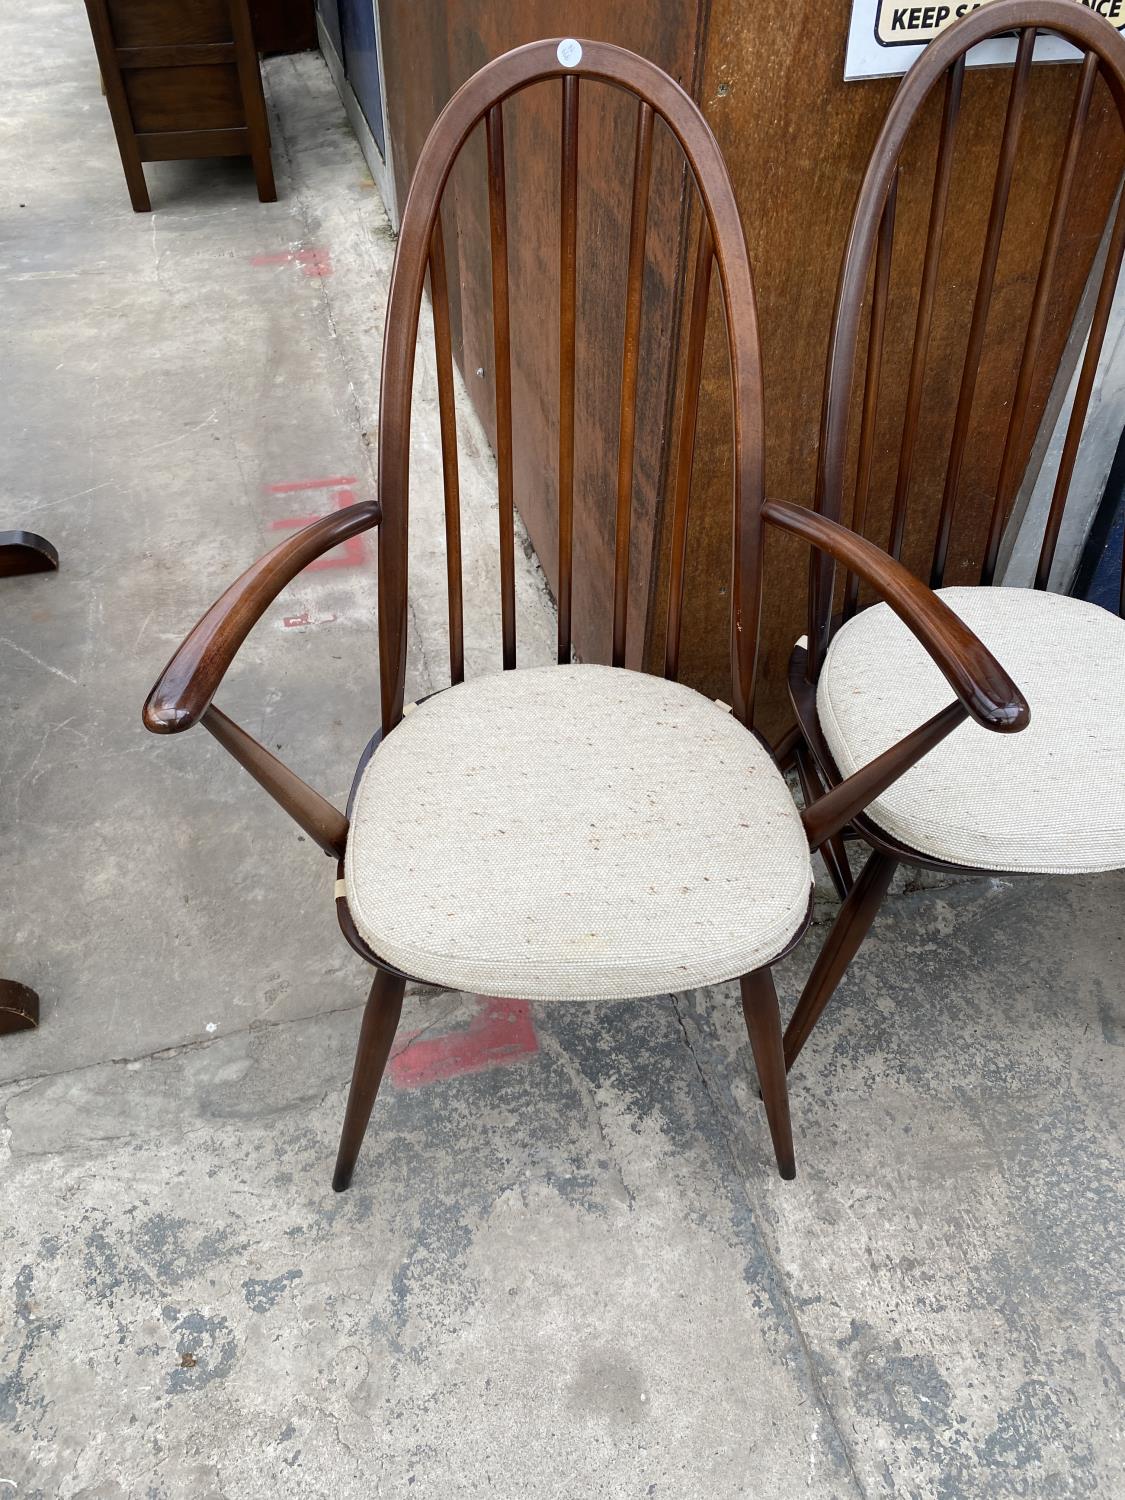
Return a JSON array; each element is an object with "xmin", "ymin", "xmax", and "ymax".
[
  {"xmin": 375, "ymin": 38, "xmax": 766, "ymax": 735},
  {"xmin": 809, "ymin": 0, "xmax": 1125, "ymax": 673}
]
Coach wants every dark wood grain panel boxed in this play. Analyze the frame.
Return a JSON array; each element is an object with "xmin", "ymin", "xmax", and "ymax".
[
  {"xmin": 250, "ymin": 0, "xmax": 317, "ymax": 55},
  {"xmin": 123, "ymin": 64, "xmax": 244, "ymax": 132},
  {"xmin": 106, "ymin": 0, "xmax": 231, "ymax": 48}
]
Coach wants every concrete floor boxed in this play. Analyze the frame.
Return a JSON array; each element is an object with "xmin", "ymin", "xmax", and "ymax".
[{"xmin": 2, "ymin": 6, "xmax": 1123, "ymax": 1497}]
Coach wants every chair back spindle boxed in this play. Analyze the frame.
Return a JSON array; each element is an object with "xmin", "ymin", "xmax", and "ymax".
[
  {"xmin": 810, "ymin": 0, "xmax": 1125, "ymax": 674},
  {"xmin": 845, "ymin": 170, "xmax": 898, "ymax": 623},
  {"xmin": 428, "ymin": 217, "xmax": 465, "ymax": 684},
  {"xmin": 664, "ymin": 219, "xmax": 714, "ymax": 679},
  {"xmin": 930, "ymin": 26, "xmax": 1035, "ymax": 590},
  {"xmin": 558, "ymin": 74, "xmax": 580, "ymax": 664},
  {"xmin": 984, "ymin": 51, "xmax": 1099, "ymax": 585},
  {"xmin": 486, "ymin": 103, "xmax": 517, "ymax": 671},
  {"xmin": 889, "ymin": 57, "xmax": 965, "ymax": 569},
  {"xmin": 613, "ymin": 100, "xmax": 655, "ymax": 667},
  {"xmin": 376, "ymin": 39, "xmax": 763, "ymax": 736}
]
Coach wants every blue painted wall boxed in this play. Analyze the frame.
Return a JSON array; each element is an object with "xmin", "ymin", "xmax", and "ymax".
[
  {"xmin": 317, "ymin": 0, "xmax": 385, "ymax": 155},
  {"xmin": 1074, "ymin": 427, "xmax": 1125, "ymax": 607}
]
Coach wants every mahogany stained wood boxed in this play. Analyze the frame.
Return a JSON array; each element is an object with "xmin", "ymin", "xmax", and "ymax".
[
  {"xmin": 984, "ymin": 52, "xmax": 1099, "ymax": 585},
  {"xmin": 765, "ymin": 500, "xmax": 1026, "ymax": 733},
  {"xmin": 486, "ymin": 103, "xmax": 517, "ymax": 670},
  {"xmin": 810, "ymin": 0, "xmax": 1125, "ymax": 668},
  {"xmin": 144, "ymin": 37, "xmax": 1030, "ymax": 1190},
  {"xmin": 846, "ymin": 171, "xmax": 898, "ymax": 621},
  {"xmin": 144, "ymin": 499, "xmax": 380, "ymax": 732},
  {"xmin": 0, "ymin": 981, "xmax": 40, "ymax": 1037},
  {"xmin": 794, "ymin": 741, "xmax": 851, "ymax": 901},
  {"xmin": 0, "ymin": 532, "xmax": 59, "ymax": 578},
  {"xmin": 558, "ymin": 74, "xmax": 580, "ymax": 665},
  {"xmin": 84, "ymin": 0, "xmax": 276, "ymax": 211},
  {"xmin": 377, "ymin": 3, "xmax": 704, "ymax": 681},
  {"xmin": 201, "ymin": 706, "xmax": 350, "ymax": 858},
  {"xmin": 613, "ymin": 100, "xmax": 655, "ymax": 667},
  {"xmin": 664, "ymin": 220, "xmax": 713, "ymax": 681},
  {"xmin": 675, "ymin": 0, "xmax": 1124, "ymax": 735},
  {"xmin": 930, "ymin": 26, "xmax": 1036, "ymax": 591},
  {"xmin": 789, "ymin": 2, "xmax": 1125, "ymax": 1070},
  {"xmin": 428, "ymin": 219, "xmax": 465, "ymax": 684},
  {"xmin": 782, "ymin": 850, "xmax": 898, "ymax": 1074},
  {"xmin": 889, "ymin": 57, "xmax": 965, "ymax": 570},
  {"xmin": 373, "ymin": 37, "xmax": 769, "ymax": 733},
  {"xmin": 740, "ymin": 968, "xmax": 795, "ymax": 1179},
  {"xmin": 332, "ymin": 970, "xmax": 406, "ymax": 1192}
]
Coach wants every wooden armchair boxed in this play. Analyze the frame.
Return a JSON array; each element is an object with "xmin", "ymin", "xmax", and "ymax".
[
  {"xmin": 786, "ymin": 1, "xmax": 1125, "ymax": 1074},
  {"xmin": 144, "ymin": 39, "xmax": 1026, "ymax": 1188}
]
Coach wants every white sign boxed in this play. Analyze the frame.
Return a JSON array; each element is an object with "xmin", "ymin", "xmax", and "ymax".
[{"xmin": 845, "ymin": 0, "xmax": 1125, "ymax": 80}]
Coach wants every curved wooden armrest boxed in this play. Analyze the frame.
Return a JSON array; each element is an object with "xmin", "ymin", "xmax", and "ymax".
[
  {"xmin": 763, "ymin": 500, "xmax": 1029, "ymax": 733},
  {"xmin": 143, "ymin": 500, "xmax": 381, "ymax": 733}
]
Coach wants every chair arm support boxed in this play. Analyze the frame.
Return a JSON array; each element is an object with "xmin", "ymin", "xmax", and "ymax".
[
  {"xmin": 763, "ymin": 500, "xmax": 1029, "ymax": 732},
  {"xmin": 143, "ymin": 500, "xmax": 381, "ymax": 733},
  {"xmin": 801, "ymin": 701, "xmax": 967, "ymax": 851}
]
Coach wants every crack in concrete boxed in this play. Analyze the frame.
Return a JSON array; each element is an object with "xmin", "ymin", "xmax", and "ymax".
[
  {"xmin": 668, "ymin": 993, "xmax": 871, "ymax": 1500},
  {"xmin": 0, "ymin": 982, "xmax": 456, "ymax": 1096}
]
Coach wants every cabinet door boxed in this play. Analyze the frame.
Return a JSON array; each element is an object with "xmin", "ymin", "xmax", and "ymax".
[{"xmin": 338, "ymin": 0, "xmax": 385, "ymax": 154}]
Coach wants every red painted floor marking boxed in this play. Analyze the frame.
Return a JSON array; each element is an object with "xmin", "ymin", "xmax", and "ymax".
[
  {"xmin": 388, "ymin": 997, "xmax": 539, "ymax": 1089},
  {"xmin": 265, "ymin": 476, "xmax": 356, "ymax": 494},
  {"xmin": 297, "ymin": 248, "xmax": 333, "ymax": 278},
  {"xmin": 266, "ymin": 482, "xmax": 364, "ymax": 570},
  {"xmin": 250, "ymin": 247, "xmax": 333, "ymax": 277}
]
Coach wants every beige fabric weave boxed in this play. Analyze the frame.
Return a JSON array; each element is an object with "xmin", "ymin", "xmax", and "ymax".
[
  {"xmin": 345, "ymin": 664, "xmax": 812, "ymax": 999},
  {"xmin": 818, "ymin": 585, "xmax": 1125, "ymax": 874}
]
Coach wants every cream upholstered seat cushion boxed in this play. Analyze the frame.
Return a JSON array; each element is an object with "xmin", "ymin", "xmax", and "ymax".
[
  {"xmin": 817, "ymin": 585, "xmax": 1125, "ymax": 874},
  {"xmin": 345, "ymin": 664, "xmax": 813, "ymax": 1000}
]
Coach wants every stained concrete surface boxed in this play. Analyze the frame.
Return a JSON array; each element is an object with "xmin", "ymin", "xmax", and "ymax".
[{"xmin": 1, "ymin": 6, "xmax": 1123, "ymax": 1497}]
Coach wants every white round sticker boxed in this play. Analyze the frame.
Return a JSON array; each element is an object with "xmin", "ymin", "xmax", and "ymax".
[{"xmin": 557, "ymin": 38, "xmax": 582, "ymax": 68}]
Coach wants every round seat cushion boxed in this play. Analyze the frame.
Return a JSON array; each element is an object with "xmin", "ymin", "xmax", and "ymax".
[
  {"xmin": 817, "ymin": 586, "xmax": 1125, "ymax": 874},
  {"xmin": 345, "ymin": 664, "xmax": 813, "ymax": 999}
]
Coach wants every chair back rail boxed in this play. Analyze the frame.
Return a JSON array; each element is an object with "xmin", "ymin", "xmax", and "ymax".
[
  {"xmin": 809, "ymin": 0, "xmax": 1125, "ymax": 674},
  {"xmin": 375, "ymin": 38, "xmax": 765, "ymax": 736}
]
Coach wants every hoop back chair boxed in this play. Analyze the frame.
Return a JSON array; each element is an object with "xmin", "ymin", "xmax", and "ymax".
[
  {"xmin": 144, "ymin": 39, "xmax": 1026, "ymax": 1188},
  {"xmin": 787, "ymin": 1, "xmax": 1125, "ymax": 1073}
]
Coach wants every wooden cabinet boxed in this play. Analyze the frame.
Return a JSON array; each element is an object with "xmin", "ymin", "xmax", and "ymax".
[
  {"xmin": 84, "ymin": 0, "xmax": 276, "ymax": 212},
  {"xmin": 250, "ymin": 0, "xmax": 317, "ymax": 56}
]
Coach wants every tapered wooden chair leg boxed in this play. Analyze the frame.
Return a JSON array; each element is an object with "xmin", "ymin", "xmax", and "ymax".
[
  {"xmin": 794, "ymin": 741, "xmax": 853, "ymax": 900},
  {"xmin": 740, "ymin": 968, "xmax": 796, "ymax": 1180},
  {"xmin": 332, "ymin": 969, "xmax": 406, "ymax": 1192},
  {"xmin": 783, "ymin": 850, "xmax": 898, "ymax": 1074}
]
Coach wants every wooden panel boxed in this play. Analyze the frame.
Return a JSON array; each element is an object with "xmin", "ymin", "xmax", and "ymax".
[
  {"xmin": 137, "ymin": 127, "xmax": 250, "ymax": 160},
  {"xmin": 249, "ymin": 0, "xmax": 317, "ymax": 55},
  {"xmin": 378, "ymin": 2, "xmax": 706, "ymax": 670},
  {"xmin": 123, "ymin": 64, "xmax": 245, "ymax": 132},
  {"xmin": 662, "ymin": 2, "xmax": 1124, "ymax": 738},
  {"xmin": 117, "ymin": 43, "xmax": 236, "ymax": 68},
  {"xmin": 105, "ymin": 0, "xmax": 232, "ymax": 47}
]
